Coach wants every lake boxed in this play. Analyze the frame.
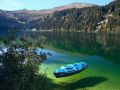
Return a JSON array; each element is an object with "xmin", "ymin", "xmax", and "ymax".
[{"xmin": 20, "ymin": 31, "xmax": 120, "ymax": 90}]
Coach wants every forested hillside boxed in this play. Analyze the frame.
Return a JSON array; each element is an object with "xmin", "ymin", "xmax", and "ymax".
[
  {"xmin": 0, "ymin": 0, "xmax": 120, "ymax": 33},
  {"xmin": 33, "ymin": 0, "xmax": 120, "ymax": 33}
]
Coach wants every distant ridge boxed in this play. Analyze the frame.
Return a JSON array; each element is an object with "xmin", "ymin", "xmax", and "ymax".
[
  {"xmin": 0, "ymin": 0, "xmax": 120, "ymax": 33},
  {"xmin": 9, "ymin": 2, "xmax": 94, "ymax": 14}
]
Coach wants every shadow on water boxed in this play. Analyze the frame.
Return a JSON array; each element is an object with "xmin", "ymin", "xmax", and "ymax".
[{"xmin": 53, "ymin": 76, "xmax": 108, "ymax": 90}]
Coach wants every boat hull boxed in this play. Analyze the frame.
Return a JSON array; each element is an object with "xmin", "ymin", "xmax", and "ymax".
[{"xmin": 54, "ymin": 64, "xmax": 88, "ymax": 78}]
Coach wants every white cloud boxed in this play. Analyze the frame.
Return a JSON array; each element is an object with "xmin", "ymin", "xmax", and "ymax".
[{"xmin": 0, "ymin": 0, "xmax": 23, "ymax": 10}]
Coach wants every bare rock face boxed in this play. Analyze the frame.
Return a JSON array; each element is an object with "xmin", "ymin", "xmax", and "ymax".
[
  {"xmin": 53, "ymin": 3, "xmax": 94, "ymax": 11},
  {"xmin": 10, "ymin": 3, "xmax": 94, "ymax": 14},
  {"xmin": 0, "ymin": 3, "xmax": 94, "ymax": 19},
  {"xmin": 0, "ymin": 2, "xmax": 94, "ymax": 29},
  {"xmin": 0, "ymin": 0, "xmax": 119, "ymax": 32}
]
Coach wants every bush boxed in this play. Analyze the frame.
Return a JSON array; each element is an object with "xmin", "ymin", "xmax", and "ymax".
[{"xmin": 0, "ymin": 45, "xmax": 52, "ymax": 90}]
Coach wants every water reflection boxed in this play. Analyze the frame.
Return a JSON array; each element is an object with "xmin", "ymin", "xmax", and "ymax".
[{"xmin": 20, "ymin": 31, "xmax": 120, "ymax": 64}]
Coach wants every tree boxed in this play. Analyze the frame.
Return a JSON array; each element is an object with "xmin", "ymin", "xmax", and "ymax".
[{"xmin": 0, "ymin": 43, "xmax": 52, "ymax": 90}]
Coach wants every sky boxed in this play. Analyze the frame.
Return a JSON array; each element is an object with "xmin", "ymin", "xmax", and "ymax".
[{"xmin": 0, "ymin": 0, "xmax": 113, "ymax": 11}]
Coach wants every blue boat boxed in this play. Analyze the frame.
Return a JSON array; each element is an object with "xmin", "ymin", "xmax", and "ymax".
[{"xmin": 54, "ymin": 62, "xmax": 88, "ymax": 78}]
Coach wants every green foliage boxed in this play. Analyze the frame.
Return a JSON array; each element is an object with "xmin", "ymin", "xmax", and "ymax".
[
  {"xmin": 0, "ymin": 0, "xmax": 120, "ymax": 33},
  {"xmin": 0, "ymin": 39, "xmax": 52, "ymax": 90},
  {"xmin": 29, "ymin": 0, "xmax": 120, "ymax": 33}
]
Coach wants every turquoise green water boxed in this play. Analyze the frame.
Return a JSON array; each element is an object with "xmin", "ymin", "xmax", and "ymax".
[
  {"xmin": 21, "ymin": 32, "xmax": 120, "ymax": 90},
  {"xmin": 40, "ymin": 49, "xmax": 120, "ymax": 90}
]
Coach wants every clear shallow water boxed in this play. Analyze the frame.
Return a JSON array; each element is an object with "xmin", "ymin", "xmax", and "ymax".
[
  {"xmin": 40, "ymin": 49, "xmax": 120, "ymax": 90},
  {"xmin": 20, "ymin": 31, "xmax": 120, "ymax": 90}
]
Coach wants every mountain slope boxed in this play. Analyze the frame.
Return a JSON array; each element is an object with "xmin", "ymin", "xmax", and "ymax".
[
  {"xmin": 12, "ymin": 3, "xmax": 94, "ymax": 14},
  {"xmin": 37, "ymin": 0, "xmax": 119, "ymax": 33},
  {"xmin": 0, "ymin": 3, "xmax": 94, "ymax": 31},
  {"xmin": 0, "ymin": 0, "xmax": 120, "ymax": 33}
]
